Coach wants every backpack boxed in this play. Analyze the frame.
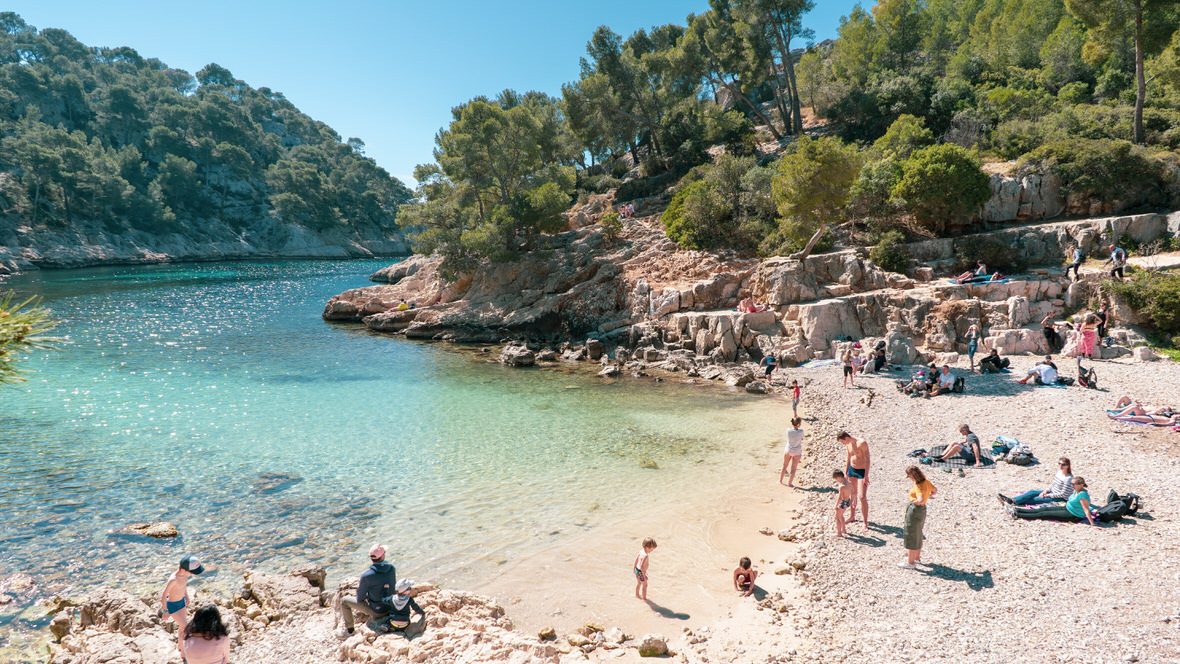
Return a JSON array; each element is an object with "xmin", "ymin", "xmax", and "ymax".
[
  {"xmin": 1005, "ymin": 449, "xmax": 1035, "ymax": 466},
  {"xmin": 1096, "ymin": 500, "xmax": 1129, "ymax": 522},
  {"xmin": 1077, "ymin": 366, "xmax": 1098, "ymax": 389},
  {"xmin": 1056, "ymin": 376, "xmax": 1075, "ymax": 386},
  {"xmin": 1106, "ymin": 490, "xmax": 1141, "ymax": 515},
  {"xmin": 952, "ymin": 376, "xmax": 966, "ymax": 393}
]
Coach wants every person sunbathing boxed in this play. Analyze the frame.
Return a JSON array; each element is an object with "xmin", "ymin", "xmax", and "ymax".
[
  {"xmin": 1107, "ymin": 413, "xmax": 1180, "ymax": 425},
  {"xmin": 1109, "ymin": 403, "xmax": 1177, "ymax": 418}
]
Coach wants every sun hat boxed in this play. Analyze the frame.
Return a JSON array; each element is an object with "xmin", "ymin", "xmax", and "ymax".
[{"xmin": 395, "ymin": 578, "xmax": 414, "ymax": 594}]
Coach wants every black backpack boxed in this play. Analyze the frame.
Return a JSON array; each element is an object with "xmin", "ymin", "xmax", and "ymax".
[
  {"xmin": 1096, "ymin": 501, "xmax": 1129, "ymax": 522},
  {"xmin": 1077, "ymin": 366, "xmax": 1098, "ymax": 389},
  {"xmin": 952, "ymin": 376, "xmax": 966, "ymax": 393},
  {"xmin": 1106, "ymin": 490, "xmax": 1141, "ymax": 515}
]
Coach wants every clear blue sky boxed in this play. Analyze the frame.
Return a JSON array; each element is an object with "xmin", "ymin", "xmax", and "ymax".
[{"xmin": 9, "ymin": 1, "xmax": 861, "ymax": 186}]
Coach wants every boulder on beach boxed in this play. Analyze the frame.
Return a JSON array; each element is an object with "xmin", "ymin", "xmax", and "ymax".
[
  {"xmin": 499, "ymin": 345, "xmax": 536, "ymax": 367},
  {"xmin": 243, "ymin": 570, "xmax": 324, "ymax": 617},
  {"xmin": 638, "ymin": 634, "xmax": 669, "ymax": 657}
]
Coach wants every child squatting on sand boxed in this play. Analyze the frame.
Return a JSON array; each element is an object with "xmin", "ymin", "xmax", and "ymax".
[
  {"xmin": 634, "ymin": 537, "xmax": 656, "ymax": 600},
  {"xmin": 833, "ymin": 470, "xmax": 854, "ymax": 537},
  {"xmin": 733, "ymin": 557, "xmax": 758, "ymax": 597}
]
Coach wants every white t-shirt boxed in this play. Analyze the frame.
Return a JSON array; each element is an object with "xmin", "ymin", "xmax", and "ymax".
[
  {"xmin": 1031, "ymin": 363, "xmax": 1058, "ymax": 383},
  {"xmin": 937, "ymin": 371, "xmax": 954, "ymax": 388},
  {"xmin": 785, "ymin": 428, "xmax": 804, "ymax": 455}
]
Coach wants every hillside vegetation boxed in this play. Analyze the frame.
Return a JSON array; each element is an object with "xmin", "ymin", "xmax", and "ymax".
[
  {"xmin": 401, "ymin": 0, "xmax": 1180, "ymax": 276},
  {"xmin": 0, "ymin": 13, "xmax": 412, "ymax": 236}
]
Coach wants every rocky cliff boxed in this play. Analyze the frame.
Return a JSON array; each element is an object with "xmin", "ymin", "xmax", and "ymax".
[
  {"xmin": 324, "ymin": 209, "xmax": 1172, "ymax": 378},
  {"xmin": 0, "ymin": 215, "xmax": 410, "ymax": 275}
]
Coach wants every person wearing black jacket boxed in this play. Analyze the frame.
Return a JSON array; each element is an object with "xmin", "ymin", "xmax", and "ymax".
[{"xmin": 336, "ymin": 543, "xmax": 397, "ymax": 638}]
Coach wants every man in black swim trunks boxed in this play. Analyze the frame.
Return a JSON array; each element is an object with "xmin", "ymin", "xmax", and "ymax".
[{"xmin": 838, "ymin": 431, "xmax": 871, "ymax": 531}]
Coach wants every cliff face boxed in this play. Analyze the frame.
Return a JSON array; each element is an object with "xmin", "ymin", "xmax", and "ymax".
[
  {"xmin": 0, "ymin": 215, "xmax": 410, "ymax": 274},
  {"xmin": 323, "ymin": 210, "xmax": 1173, "ymax": 370}
]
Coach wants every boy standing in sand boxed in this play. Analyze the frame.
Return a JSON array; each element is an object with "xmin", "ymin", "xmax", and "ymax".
[
  {"xmin": 160, "ymin": 554, "xmax": 204, "ymax": 655},
  {"xmin": 733, "ymin": 557, "xmax": 758, "ymax": 596},
  {"xmin": 779, "ymin": 417, "xmax": 804, "ymax": 487},
  {"xmin": 790, "ymin": 380, "xmax": 802, "ymax": 418},
  {"xmin": 633, "ymin": 537, "xmax": 656, "ymax": 600},
  {"xmin": 833, "ymin": 470, "xmax": 853, "ymax": 537}
]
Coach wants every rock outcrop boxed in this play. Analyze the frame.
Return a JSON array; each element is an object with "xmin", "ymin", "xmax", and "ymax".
[{"xmin": 323, "ymin": 211, "xmax": 1173, "ymax": 384}]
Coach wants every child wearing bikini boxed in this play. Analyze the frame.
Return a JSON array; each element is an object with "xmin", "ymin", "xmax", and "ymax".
[
  {"xmin": 634, "ymin": 537, "xmax": 656, "ymax": 600},
  {"xmin": 833, "ymin": 470, "xmax": 852, "ymax": 537},
  {"xmin": 733, "ymin": 557, "xmax": 758, "ymax": 597},
  {"xmin": 160, "ymin": 554, "xmax": 205, "ymax": 656}
]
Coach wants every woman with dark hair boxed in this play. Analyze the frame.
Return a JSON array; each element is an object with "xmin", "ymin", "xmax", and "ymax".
[
  {"xmin": 183, "ymin": 604, "xmax": 231, "ymax": 664},
  {"xmin": 900, "ymin": 466, "xmax": 937, "ymax": 569},
  {"xmin": 1007, "ymin": 476, "xmax": 1097, "ymax": 526},
  {"xmin": 997, "ymin": 458, "xmax": 1073, "ymax": 506}
]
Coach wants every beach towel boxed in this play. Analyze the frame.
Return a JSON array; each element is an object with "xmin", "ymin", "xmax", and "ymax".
[
  {"xmin": 1036, "ymin": 382, "xmax": 1069, "ymax": 389},
  {"xmin": 920, "ymin": 445, "xmax": 997, "ymax": 470},
  {"xmin": 801, "ymin": 359, "xmax": 842, "ymax": 369},
  {"xmin": 945, "ymin": 278, "xmax": 1010, "ymax": 285},
  {"xmin": 1104, "ymin": 410, "xmax": 1168, "ymax": 425}
]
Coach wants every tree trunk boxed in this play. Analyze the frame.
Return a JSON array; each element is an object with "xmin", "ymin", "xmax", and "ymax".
[
  {"xmin": 784, "ymin": 50, "xmax": 804, "ymax": 134},
  {"xmin": 789, "ymin": 225, "xmax": 826, "ymax": 261},
  {"xmin": 713, "ymin": 74, "xmax": 782, "ymax": 141},
  {"xmin": 1133, "ymin": 0, "xmax": 1145, "ymax": 145}
]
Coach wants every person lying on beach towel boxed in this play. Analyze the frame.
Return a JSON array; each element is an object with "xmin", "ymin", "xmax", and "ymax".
[
  {"xmin": 1107, "ymin": 413, "xmax": 1180, "ymax": 426},
  {"xmin": 1109, "ymin": 397, "xmax": 1176, "ymax": 418}
]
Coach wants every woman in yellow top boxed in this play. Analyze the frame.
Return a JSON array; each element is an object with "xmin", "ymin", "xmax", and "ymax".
[{"xmin": 901, "ymin": 466, "xmax": 937, "ymax": 569}]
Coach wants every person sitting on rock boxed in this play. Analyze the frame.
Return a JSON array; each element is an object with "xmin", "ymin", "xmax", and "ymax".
[
  {"xmin": 395, "ymin": 299, "xmax": 410, "ymax": 311},
  {"xmin": 182, "ymin": 604, "xmax": 231, "ymax": 664},
  {"xmin": 739, "ymin": 297, "xmax": 765, "ymax": 313},
  {"xmin": 978, "ymin": 347, "xmax": 1010, "ymax": 373},
  {"xmin": 955, "ymin": 260, "xmax": 989, "ymax": 284},
  {"xmin": 1041, "ymin": 315, "xmax": 1063, "ymax": 352},
  {"xmin": 929, "ymin": 365, "xmax": 956, "ymax": 396},
  {"xmin": 337, "ymin": 544, "xmax": 397, "ymax": 638},
  {"xmin": 1017, "ymin": 358, "xmax": 1058, "ymax": 385},
  {"xmin": 871, "ymin": 348, "xmax": 888, "ymax": 373},
  {"xmin": 383, "ymin": 578, "xmax": 426, "ymax": 632}
]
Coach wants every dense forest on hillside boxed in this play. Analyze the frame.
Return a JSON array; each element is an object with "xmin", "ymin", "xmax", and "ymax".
[
  {"xmin": 402, "ymin": 0, "xmax": 1180, "ymax": 278},
  {"xmin": 0, "ymin": 13, "xmax": 412, "ymax": 235}
]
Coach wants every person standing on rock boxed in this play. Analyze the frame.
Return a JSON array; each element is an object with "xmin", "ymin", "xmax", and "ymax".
[
  {"xmin": 337, "ymin": 543, "xmax": 397, "ymax": 638},
  {"xmin": 160, "ymin": 554, "xmax": 204, "ymax": 657},
  {"xmin": 790, "ymin": 380, "xmax": 802, "ymax": 418},
  {"xmin": 1095, "ymin": 302, "xmax": 1109, "ymax": 340},
  {"xmin": 838, "ymin": 432, "xmax": 871, "ymax": 530},
  {"xmin": 901, "ymin": 466, "xmax": 937, "ymax": 569}
]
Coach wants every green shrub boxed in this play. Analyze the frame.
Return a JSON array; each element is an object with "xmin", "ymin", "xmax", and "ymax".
[
  {"xmin": 891, "ymin": 144, "xmax": 991, "ymax": 235},
  {"xmin": 869, "ymin": 230, "xmax": 910, "ymax": 273},
  {"xmin": 1021, "ymin": 138, "xmax": 1167, "ymax": 200},
  {"xmin": 1057, "ymin": 82, "xmax": 1090, "ymax": 105},
  {"xmin": 600, "ymin": 211, "xmax": 622, "ymax": 243},
  {"xmin": 1107, "ymin": 272, "xmax": 1180, "ymax": 335},
  {"xmin": 661, "ymin": 154, "xmax": 771, "ymax": 251}
]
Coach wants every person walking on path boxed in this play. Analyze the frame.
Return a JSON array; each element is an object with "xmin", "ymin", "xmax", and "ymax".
[
  {"xmin": 838, "ymin": 431, "xmax": 871, "ymax": 530},
  {"xmin": 337, "ymin": 544, "xmax": 397, "ymax": 638},
  {"xmin": 901, "ymin": 466, "xmax": 937, "ymax": 568},
  {"xmin": 160, "ymin": 554, "xmax": 205, "ymax": 657},
  {"xmin": 1065, "ymin": 244, "xmax": 1084, "ymax": 282},
  {"xmin": 1103, "ymin": 244, "xmax": 1127, "ymax": 282}
]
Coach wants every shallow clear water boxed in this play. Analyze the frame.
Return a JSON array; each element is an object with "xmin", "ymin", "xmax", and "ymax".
[{"xmin": 0, "ymin": 259, "xmax": 782, "ymax": 651}]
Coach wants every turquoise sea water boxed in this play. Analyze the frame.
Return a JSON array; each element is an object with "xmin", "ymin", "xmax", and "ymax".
[{"xmin": 0, "ymin": 260, "xmax": 782, "ymax": 652}]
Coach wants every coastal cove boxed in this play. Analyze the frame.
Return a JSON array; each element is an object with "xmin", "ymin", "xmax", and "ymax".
[{"xmin": 0, "ymin": 259, "xmax": 792, "ymax": 659}]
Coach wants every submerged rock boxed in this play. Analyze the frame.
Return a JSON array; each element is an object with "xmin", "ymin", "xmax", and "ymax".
[
  {"xmin": 115, "ymin": 522, "xmax": 179, "ymax": 539},
  {"xmin": 252, "ymin": 472, "xmax": 303, "ymax": 494}
]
